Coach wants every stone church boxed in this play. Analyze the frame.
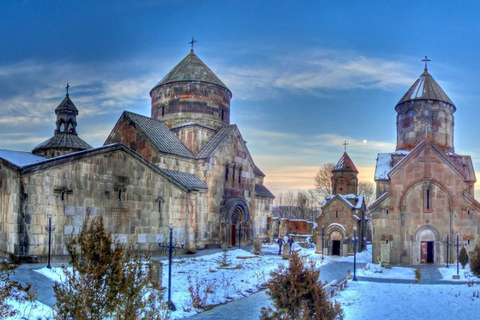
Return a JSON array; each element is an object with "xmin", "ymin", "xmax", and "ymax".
[
  {"xmin": 0, "ymin": 48, "xmax": 274, "ymax": 262},
  {"xmin": 370, "ymin": 60, "xmax": 480, "ymax": 265},
  {"xmin": 315, "ymin": 152, "xmax": 367, "ymax": 256}
]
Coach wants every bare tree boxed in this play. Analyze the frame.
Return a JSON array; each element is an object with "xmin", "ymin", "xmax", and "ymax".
[
  {"xmin": 313, "ymin": 163, "xmax": 335, "ymax": 200},
  {"xmin": 358, "ymin": 181, "xmax": 375, "ymax": 207},
  {"xmin": 273, "ymin": 191, "xmax": 297, "ymax": 218}
]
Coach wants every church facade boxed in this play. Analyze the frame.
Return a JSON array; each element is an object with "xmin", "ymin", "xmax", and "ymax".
[
  {"xmin": 0, "ymin": 48, "xmax": 274, "ymax": 262},
  {"xmin": 315, "ymin": 152, "xmax": 367, "ymax": 257},
  {"xmin": 370, "ymin": 61, "xmax": 480, "ymax": 265}
]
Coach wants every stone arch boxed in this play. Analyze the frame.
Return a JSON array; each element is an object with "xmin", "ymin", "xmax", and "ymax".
[
  {"xmin": 399, "ymin": 178, "xmax": 453, "ymax": 211},
  {"xmin": 326, "ymin": 224, "xmax": 347, "ymax": 256},
  {"xmin": 413, "ymin": 225, "xmax": 442, "ymax": 264},
  {"xmin": 222, "ymin": 198, "xmax": 251, "ymax": 246}
]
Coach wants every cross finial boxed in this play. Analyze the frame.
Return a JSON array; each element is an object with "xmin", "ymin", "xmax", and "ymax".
[
  {"xmin": 189, "ymin": 37, "xmax": 197, "ymax": 53},
  {"xmin": 422, "ymin": 55, "xmax": 431, "ymax": 71},
  {"xmin": 66, "ymin": 83, "xmax": 70, "ymax": 96},
  {"xmin": 343, "ymin": 140, "xmax": 348, "ymax": 151}
]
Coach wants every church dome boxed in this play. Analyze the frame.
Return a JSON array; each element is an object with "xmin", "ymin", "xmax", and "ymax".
[
  {"xmin": 150, "ymin": 49, "xmax": 232, "ymax": 131},
  {"xmin": 395, "ymin": 60, "xmax": 456, "ymax": 152},
  {"xmin": 32, "ymin": 87, "xmax": 92, "ymax": 158},
  {"xmin": 151, "ymin": 51, "xmax": 230, "ymax": 92},
  {"xmin": 396, "ymin": 69, "xmax": 455, "ymax": 108}
]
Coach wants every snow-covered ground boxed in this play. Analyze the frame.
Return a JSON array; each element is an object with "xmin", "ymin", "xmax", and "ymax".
[
  {"xmin": 4, "ymin": 243, "xmax": 480, "ymax": 319},
  {"xmin": 336, "ymin": 281, "xmax": 480, "ymax": 320}
]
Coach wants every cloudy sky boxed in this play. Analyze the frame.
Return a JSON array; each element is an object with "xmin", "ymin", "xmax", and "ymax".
[{"xmin": 2, "ymin": 1, "xmax": 480, "ymax": 196}]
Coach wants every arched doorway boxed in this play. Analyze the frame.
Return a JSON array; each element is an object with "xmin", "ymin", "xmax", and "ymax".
[
  {"xmin": 330, "ymin": 231, "xmax": 342, "ymax": 255},
  {"xmin": 326, "ymin": 224, "xmax": 346, "ymax": 256},
  {"xmin": 415, "ymin": 226, "xmax": 440, "ymax": 264},
  {"xmin": 222, "ymin": 198, "xmax": 250, "ymax": 247}
]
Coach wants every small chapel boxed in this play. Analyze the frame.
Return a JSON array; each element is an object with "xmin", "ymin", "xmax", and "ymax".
[
  {"xmin": 370, "ymin": 58, "xmax": 480, "ymax": 265},
  {"xmin": 315, "ymin": 151, "xmax": 367, "ymax": 256},
  {"xmin": 0, "ymin": 44, "xmax": 274, "ymax": 262}
]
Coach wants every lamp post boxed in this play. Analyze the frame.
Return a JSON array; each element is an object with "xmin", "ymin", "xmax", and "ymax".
[
  {"xmin": 167, "ymin": 223, "xmax": 176, "ymax": 311},
  {"xmin": 456, "ymin": 232, "xmax": 460, "ymax": 277},
  {"xmin": 445, "ymin": 234, "xmax": 450, "ymax": 268},
  {"xmin": 44, "ymin": 216, "xmax": 56, "ymax": 269},
  {"xmin": 321, "ymin": 225, "xmax": 325, "ymax": 259},
  {"xmin": 353, "ymin": 226, "xmax": 358, "ymax": 281}
]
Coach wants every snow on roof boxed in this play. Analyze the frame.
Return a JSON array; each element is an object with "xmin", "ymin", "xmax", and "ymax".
[
  {"xmin": 323, "ymin": 193, "xmax": 364, "ymax": 209},
  {"xmin": 328, "ymin": 222, "xmax": 346, "ymax": 232},
  {"xmin": 0, "ymin": 149, "xmax": 47, "ymax": 167},
  {"xmin": 374, "ymin": 150, "xmax": 410, "ymax": 180}
]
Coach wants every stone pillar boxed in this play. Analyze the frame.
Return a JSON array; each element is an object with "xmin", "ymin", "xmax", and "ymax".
[
  {"xmin": 253, "ymin": 239, "xmax": 263, "ymax": 255},
  {"xmin": 149, "ymin": 260, "xmax": 163, "ymax": 289},
  {"xmin": 282, "ymin": 243, "xmax": 290, "ymax": 259}
]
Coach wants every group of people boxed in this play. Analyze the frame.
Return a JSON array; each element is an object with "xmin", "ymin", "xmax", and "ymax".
[{"xmin": 277, "ymin": 235, "xmax": 295, "ymax": 255}]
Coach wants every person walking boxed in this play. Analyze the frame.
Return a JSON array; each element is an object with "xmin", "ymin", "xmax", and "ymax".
[
  {"xmin": 287, "ymin": 235, "xmax": 294, "ymax": 254},
  {"xmin": 277, "ymin": 236, "xmax": 285, "ymax": 255}
]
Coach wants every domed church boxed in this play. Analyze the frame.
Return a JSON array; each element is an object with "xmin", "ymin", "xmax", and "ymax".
[
  {"xmin": 0, "ymin": 46, "xmax": 274, "ymax": 262},
  {"xmin": 370, "ymin": 58, "xmax": 480, "ymax": 265}
]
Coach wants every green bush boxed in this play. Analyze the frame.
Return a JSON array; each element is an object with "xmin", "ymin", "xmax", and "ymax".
[
  {"xmin": 459, "ymin": 247, "xmax": 469, "ymax": 269},
  {"xmin": 53, "ymin": 216, "xmax": 167, "ymax": 319},
  {"xmin": 470, "ymin": 245, "xmax": 480, "ymax": 278},
  {"xmin": 260, "ymin": 251, "xmax": 343, "ymax": 320}
]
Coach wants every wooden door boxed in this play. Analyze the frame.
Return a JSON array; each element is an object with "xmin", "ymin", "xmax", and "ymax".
[
  {"xmin": 421, "ymin": 241, "xmax": 427, "ymax": 264},
  {"xmin": 231, "ymin": 225, "xmax": 236, "ymax": 246}
]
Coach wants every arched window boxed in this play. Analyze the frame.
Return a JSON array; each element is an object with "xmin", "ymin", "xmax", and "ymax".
[
  {"xmin": 225, "ymin": 165, "xmax": 229, "ymax": 181},
  {"xmin": 426, "ymin": 189, "xmax": 430, "ymax": 210},
  {"xmin": 221, "ymin": 109, "xmax": 225, "ymax": 120},
  {"xmin": 335, "ymin": 210, "xmax": 338, "ymax": 218},
  {"xmin": 238, "ymin": 168, "xmax": 242, "ymax": 183},
  {"xmin": 162, "ymin": 106, "xmax": 165, "ymax": 117}
]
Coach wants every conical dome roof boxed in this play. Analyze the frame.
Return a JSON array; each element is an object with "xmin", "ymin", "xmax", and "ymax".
[
  {"xmin": 55, "ymin": 94, "xmax": 78, "ymax": 113},
  {"xmin": 333, "ymin": 152, "xmax": 359, "ymax": 173},
  {"xmin": 151, "ymin": 51, "xmax": 230, "ymax": 92},
  {"xmin": 396, "ymin": 69, "xmax": 455, "ymax": 107}
]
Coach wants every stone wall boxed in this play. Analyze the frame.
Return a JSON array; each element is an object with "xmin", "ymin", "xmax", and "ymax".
[
  {"xmin": 9, "ymin": 147, "xmax": 205, "ymax": 261},
  {"xmin": 0, "ymin": 162, "xmax": 21, "ymax": 256}
]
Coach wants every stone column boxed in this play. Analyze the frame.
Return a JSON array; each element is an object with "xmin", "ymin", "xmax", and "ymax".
[{"xmin": 149, "ymin": 260, "xmax": 163, "ymax": 289}]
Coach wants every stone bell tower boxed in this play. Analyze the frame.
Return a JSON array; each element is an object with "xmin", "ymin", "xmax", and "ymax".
[
  {"xmin": 32, "ymin": 84, "xmax": 92, "ymax": 158},
  {"xmin": 331, "ymin": 150, "xmax": 359, "ymax": 195}
]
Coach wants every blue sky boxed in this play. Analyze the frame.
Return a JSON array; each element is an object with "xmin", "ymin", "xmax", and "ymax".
[{"xmin": 2, "ymin": 1, "xmax": 480, "ymax": 195}]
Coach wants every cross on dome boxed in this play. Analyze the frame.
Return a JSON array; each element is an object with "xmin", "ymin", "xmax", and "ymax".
[
  {"xmin": 422, "ymin": 56, "xmax": 431, "ymax": 71},
  {"xmin": 343, "ymin": 140, "xmax": 348, "ymax": 151},
  {"xmin": 189, "ymin": 37, "xmax": 197, "ymax": 52}
]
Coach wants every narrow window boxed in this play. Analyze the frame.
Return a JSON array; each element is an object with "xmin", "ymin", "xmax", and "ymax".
[
  {"xmin": 221, "ymin": 109, "xmax": 225, "ymax": 120},
  {"xmin": 335, "ymin": 210, "xmax": 338, "ymax": 218},
  {"xmin": 426, "ymin": 189, "xmax": 430, "ymax": 210},
  {"xmin": 468, "ymin": 238, "xmax": 471, "ymax": 245},
  {"xmin": 468, "ymin": 209, "xmax": 471, "ymax": 215},
  {"xmin": 118, "ymin": 190, "xmax": 122, "ymax": 202},
  {"xmin": 225, "ymin": 165, "xmax": 229, "ymax": 181},
  {"xmin": 158, "ymin": 200, "xmax": 162, "ymax": 213},
  {"xmin": 238, "ymin": 168, "xmax": 242, "ymax": 183},
  {"xmin": 386, "ymin": 209, "xmax": 389, "ymax": 215},
  {"xmin": 162, "ymin": 106, "xmax": 165, "ymax": 117}
]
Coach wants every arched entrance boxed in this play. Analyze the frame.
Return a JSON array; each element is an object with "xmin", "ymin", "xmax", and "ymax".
[
  {"xmin": 415, "ymin": 226, "xmax": 440, "ymax": 264},
  {"xmin": 326, "ymin": 224, "xmax": 347, "ymax": 256},
  {"xmin": 330, "ymin": 231, "xmax": 343, "ymax": 256},
  {"xmin": 222, "ymin": 198, "xmax": 250, "ymax": 247}
]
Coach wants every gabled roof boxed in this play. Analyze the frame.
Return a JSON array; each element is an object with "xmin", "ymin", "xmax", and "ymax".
[
  {"xmin": 374, "ymin": 150, "xmax": 410, "ymax": 180},
  {"xmin": 255, "ymin": 184, "xmax": 275, "ymax": 198},
  {"xmin": 322, "ymin": 193, "xmax": 365, "ymax": 210},
  {"xmin": 0, "ymin": 149, "xmax": 47, "ymax": 168},
  {"xmin": 333, "ymin": 152, "xmax": 358, "ymax": 173},
  {"xmin": 253, "ymin": 164, "xmax": 265, "ymax": 177},
  {"xmin": 397, "ymin": 69, "xmax": 455, "ymax": 107},
  {"xmin": 151, "ymin": 51, "xmax": 231, "ymax": 93},
  {"xmin": 21, "ymin": 143, "xmax": 205, "ymax": 192},
  {"xmin": 196, "ymin": 124, "xmax": 237, "ymax": 158},
  {"xmin": 159, "ymin": 168, "xmax": 207, "ymax": 190},
  {"xmin": 32, "ymin": 133, "xmax": 92, "ymax": 154},
  {"xmin": 119, "ymin": 111, "xmax": 195, "ymax": 159},
  {"xmin": 388, "ymin": 140, "xmax": 470, "ymax": 181}
]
